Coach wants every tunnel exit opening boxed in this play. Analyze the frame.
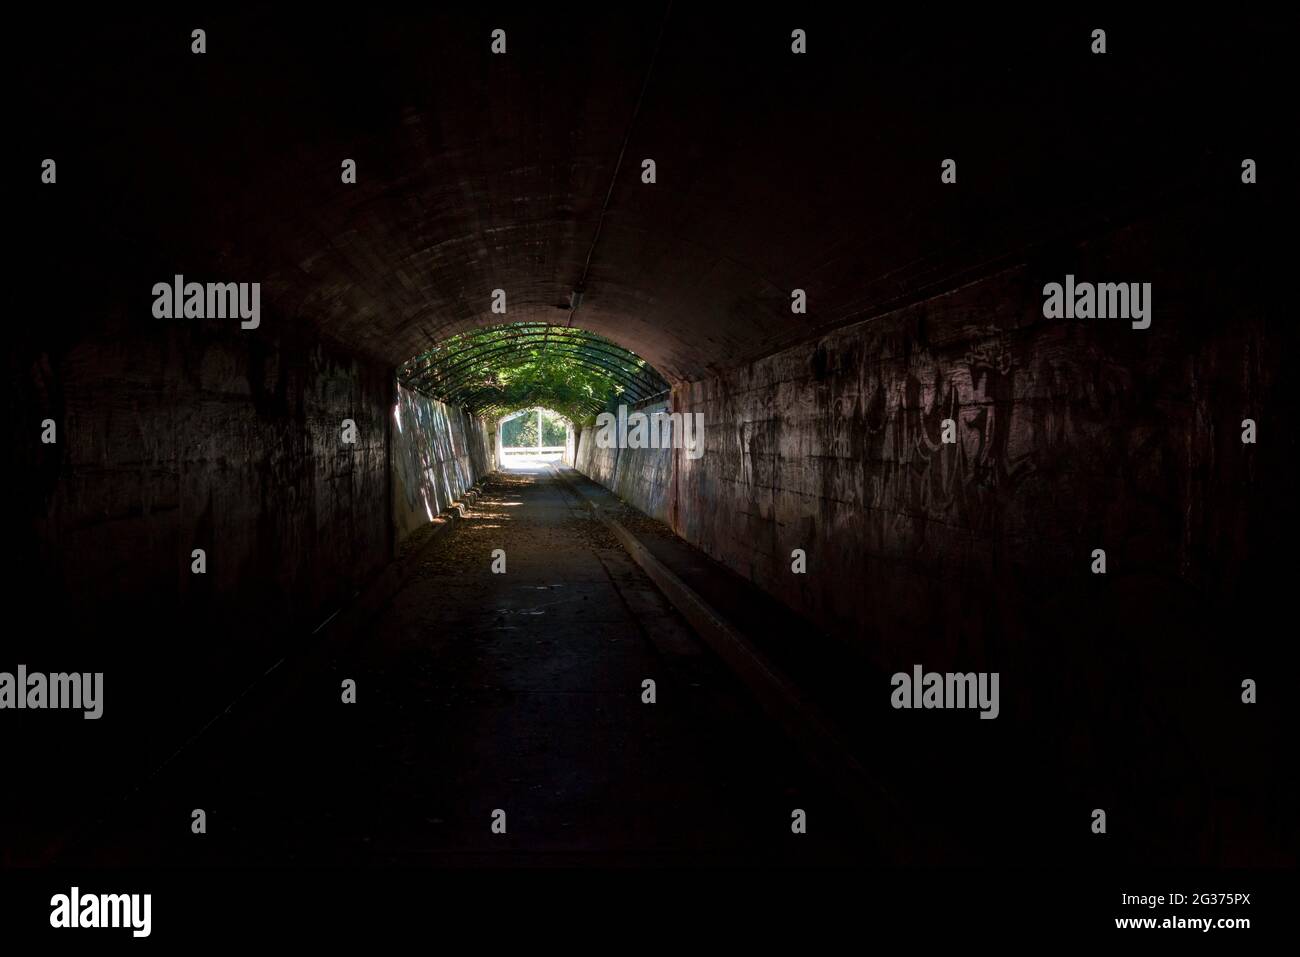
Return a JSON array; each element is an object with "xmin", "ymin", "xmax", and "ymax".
[
  {"xmin": 396, "ymin": 321, "xmax": 670, "ymax": 471},
  {"xmin": 498, "ymin": 407, "xmax": 571, "ymax": 470}
]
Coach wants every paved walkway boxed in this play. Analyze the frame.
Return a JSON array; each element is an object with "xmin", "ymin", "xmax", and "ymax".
[{"xmin": 67, "ymin": 463, "xmax": 872, "ymax": 866}]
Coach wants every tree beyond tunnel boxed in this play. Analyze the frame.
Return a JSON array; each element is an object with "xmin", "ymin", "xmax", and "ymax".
[{"xmin": 501, "ymin": 409, "xmax": 568, "ymax": 449}]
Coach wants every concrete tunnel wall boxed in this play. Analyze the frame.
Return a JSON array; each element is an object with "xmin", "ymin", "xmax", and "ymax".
[
  {"xmin": 570, "ymin": 197, "xmax": 1289, "ymax": 684},
  {"xmin": 23, "ymin": 315, "xmax": 390, "ymax": 633},
  {"xmin": 573, "ymin": 399, "xmax": 674, "ymax": 524},
  {"xmin": 15, "ymin": 306, "xmax": 498, "ymax": 746},
  {"xmin": 391, "ymin": 384, "xmax": 496, "ymax": 544}
]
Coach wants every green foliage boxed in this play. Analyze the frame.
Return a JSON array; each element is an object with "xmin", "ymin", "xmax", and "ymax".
[
  {"xmin": 541, "ymin": 412, "xmax": 567, "ymax": 446},
  {"xmin": 501, "ymin": 409, "xmax": 568, "ymax": 448},
  {"xmin": 398, "ymin": 323, "xmax": 667, "ymax": 426},
  {"xmin": 501, "ymin": 413, "xmax": 537, "ymax": 448}
]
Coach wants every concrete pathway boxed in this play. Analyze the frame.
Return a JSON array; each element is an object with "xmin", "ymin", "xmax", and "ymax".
[{"xmin": 66, "ymin": 464, "xmax": 874, "ymax": 866}]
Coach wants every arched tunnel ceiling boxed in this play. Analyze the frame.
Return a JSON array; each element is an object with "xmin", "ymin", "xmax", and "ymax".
[{"xmin": 22, "ymin": 11, "xmax": 1263, "ymax": 383}]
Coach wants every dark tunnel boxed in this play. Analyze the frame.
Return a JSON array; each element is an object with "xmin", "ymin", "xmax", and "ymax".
[{"xmin": 3, "ymin": 7, "xmax": 1294, "ymax": 937}]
